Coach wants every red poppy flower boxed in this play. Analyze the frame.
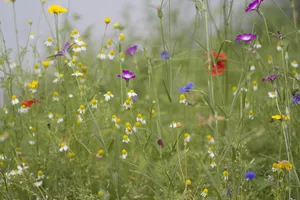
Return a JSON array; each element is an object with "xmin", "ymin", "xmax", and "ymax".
[
  {"xmin": 207, "ymin": 51, "xmax": 227, "ymax": 76},
  {"xmin": 21, "ymin": 99, "xmax": 40, "ymax": 108}
]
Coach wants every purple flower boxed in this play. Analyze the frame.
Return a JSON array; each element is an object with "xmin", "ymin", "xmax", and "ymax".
[
  {"xmin": 292, "ymin": 94, "xmax": 300, "ymax": 104},
  {"xmin": 262, "ymin": 75, "xmax": 281, "ymax": 82},
  {"xmin": 245, "ymin": 0, "xmax": 264, "ymax": 12},
  {"xmin": 48, "ymin": 42, "xmax": 72, "ymax": 58},
  {"xmin": 179, "ymin": 82, "xmax": 194, "ymax": 93},
  {"xmin": 236, "ymin": 34, "xmax": 257, "ymax": 43},
  {"xmin": 118, "ymin": 70, "xmax": 136, "ymax": 81},
  {"xmin": 244, "ymin": 171, "xmax": 256, "ymax": 180},
  {"xmin": 125, "ymin": 45, "xmax": 137, "ymax": 56},
  {"xmin": 160, "ymin": 50, "xmax": 170, "ymax": 60},
  {"xmin": 132, "ymin": 96, "xmax": 138, "ymax": 102}
]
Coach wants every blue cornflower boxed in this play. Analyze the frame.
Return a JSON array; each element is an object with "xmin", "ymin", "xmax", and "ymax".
[
  {"xmin": 244, "ymin": 171, "xmax": 256, "ymax": 180},
  {"xmin": 293, "ymin": 94, "xmax": 300, "ymax": 104},
  {"xmin": 179, "ymin": 82, "xmax": 194, "ymax": 93},
  {"xmin": 160, "ymin": 50, "xmax": 170, "ymax": 60}
]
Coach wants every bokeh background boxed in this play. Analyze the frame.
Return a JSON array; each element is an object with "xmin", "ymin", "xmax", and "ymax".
[{"xmin": 0, "ymin": 0, "xmax": 298, "ymax": 106}]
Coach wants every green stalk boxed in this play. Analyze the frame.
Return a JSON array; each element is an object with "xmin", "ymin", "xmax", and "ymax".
[{"xmin": 12, "ymin": 2, "xmax": 21, "ymax": 67}]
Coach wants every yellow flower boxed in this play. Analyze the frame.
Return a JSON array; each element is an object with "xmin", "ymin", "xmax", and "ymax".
[
  {"xmin": 119, "ymin": 33, "xmax": 125, "ymax": 41},
  {"xmin": 271, "ymin": 115, "xmax": 290, "ymax": 120},
  {"xmin": 185, "ymin": 179, "xmax": 191, "ymax": 185},
  {"xmin": 113, "ymin": 23, "xmax": 119, "ymax": 29},
  {"xmin": 98, "ymin": 190, "xmax": 103, "ymax": 196},
  {"xmin": 48, "ymin": 4, "xmax": 68, "ymax": 14},
  {"xmin": 42, "ymin": 61, "xmax": 50, "ymax": 68},
  {"xmin": 104, "ymin": 17, "xmax": 111, "ymax": 24}
]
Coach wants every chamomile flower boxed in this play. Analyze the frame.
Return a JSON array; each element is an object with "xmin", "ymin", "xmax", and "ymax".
[
  {"xmin": 68, "ymin": 152, "xmax": 75, "ymax": 161},
  {"xmin": 81, "ymin": 43, "xmax": 87, "ymax": 51},
  {"xmin": 71, "ymin": 29, "xmax": 80, "ymax": 39},
  {"xmin": 223, "ymin": 170, "xmax": 229, "ymax": 180},
  {"xmin": 249, "ymin": 110, "xmax": 254, "ymax": 119},
  {"xmin": 125, "ymin": 126, "xmax": 133, "ymax": 135},
  {"xmin": 272, "ymin": 163, "xmax": 280, "ymax": 172},
  {"xmin": 268, "ymin": 55, "xmax": 273, "ymax": 64},
  {"xmin": 11, "ymin": 95, "xmax": 19, "ymax": 105},
  {"xmin": 123, "ymin": 97, "xmax": 133, "ymax": 110},
  {"xmin": 59, "ymin": 142, "xmax": 68, "ymax": 152},
  {"xmin": 276, "ymin": 41, "xmax": 282, "ymax": 51},
  {"xmin": 245, "ymin": 98, "xmax": 250, "ymax": 109},
  {"xmin": 210, "ymin": 160, "xmax": 217, "ymax": 168},
  {"xmin": 27, "ymin": 80, "xmax": 39, "ymax": 93},
  {"xmin": 74, "ymin": 37, "xmax": 84, "ymax": 45},
  {"xmin": 34, "ymin": 181, "xmax": 43, "ymax": 187},
  {"xmin": 71, "ymin": 71, "xmax": 83, "ymax": 77},
  {"xmin": 111, "ymin": 115, "xmax": 117, "ymax": 123},
  {"xmin": 115, "ymin": 118, "xmax": 121, "ymax": 129},
  {"xmin": 120, "ymin": 52, "xmax": 125, "ymax": 62},
  {"xmin": 184, "ymin": 133, "xmax": 191, "ymax": 144},
  {"xmin": 179, "ymin": 94, "xmax": 186, "ymax": 104},
  {"xmin": 98, "ymin": 50, "xmax": 106, "ymax": 60},
  {"xmin": 133, "ymin": 121, "xmax": 141, "ymax": 132},
  {"xmin": 186, "ymin": 179, "xmax": 191, "ymax": 185},
  {"xmin": 208, "ymin": 148, "xmax": 215, "ymax": 158},
  {"xmin": 170, "ymin": 121, "xmax": 177, "ymax": 128},
  {"xmin": 206, "ymin": 135, "xmax": 215, "ymax": 144},
  {"xmin": 122, "ymin": 135, "xmax": 130, "ymax": 143},
  {"xmin": 48, "ymin": 112, "xmax": 53, "ymax": 119},
  {"xmin": 106, "ymin": 39, "xmax": 112, "ymax": 48},
  {"xmin": 232, "ymin": 86, "xmax": 237, "ymax": 95},
  {"xmin": 104, "ymin": 91, "xmax": 114, "ymax": 101},
  {"xmin": 44, "ymin": 37, "xmax": 53, "ymax": 46},
  {"xmin": 119, "ymin": 33, "xmax": 125, "ymax": 41},
  {"xmin": 136, "ymin": 114, "xmax": 146, "ymax": 124},
  {"xmin": 96, "ymin": 149, "xmax": 104, "ymax": 158},
  {"xmin": 291, "ymin": 60, "xmax": 298, "ymax": 68},
  {"xmin": 249, "ymin": 64, "xmax": 255, "ymax": 71},
  {"xmin": 52, "ymin": 92, "xmax": 59, "ymax": 101},
  {"xmin": 68, "ymin": 59, "xmax": 77, "ymax": 67},
  {"xmin": 18, "ymin": 104, "xmax": 29, "ymax": 113},
  {"xmin": 56, "ymin": 114, "xmax": 64, "ymax": 123},
  {"xmin": 128, "ymin": 90, "xmax": 137, "ymax": 97},
  {"xmin": 73, "ymin": 44, "xmax": 81, "ymax": 53},
  {"xmin": 104, "ymin": 17, "xmax": 110, "ymax": 24},
  {"xmin": 29, "ymin": 32, "xmax": 35, "ymax": 40},
  {"xmin": 268, "ymin": 91, "xmax": 277, "ymax": 99},
  {"xmin": 0, "ymin": 154, "xmax": 6, "ymax": 160},
  {"xmin": 78, "ymin": 105, "xmax": 85, "ymax": 114},
  {"xmin": 108, "ymin": 50, "xmax": 115, "ymax": 60},
  {"xmin": 200, "ymin": 188, "xmax": 208, "ymax": 197},
  {"xmin": 37, "ymin": 170, "xmax": 45, "ymax": 180},
  {"xmin": 90, "ymin": 99, "xmax": 98, "ymax": 108},
  {"xmin": 253, "ymin": 41, "xmax": 262, "ymax": 49},
  {"xmin": 252, "ymin": 81, "xmax": 258, "ymax": 91},
  {"xmin": 121, "ymin": 149, "xmax": 127, "ymax": 159}
]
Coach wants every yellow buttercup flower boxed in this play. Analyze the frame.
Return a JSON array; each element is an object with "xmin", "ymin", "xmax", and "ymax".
[{"xmin": 48, "ymin": 4, "xmax": 68, "ymax": 14}]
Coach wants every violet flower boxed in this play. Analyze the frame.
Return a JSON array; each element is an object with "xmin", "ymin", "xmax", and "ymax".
[
  {"xmin": 179, "ymin": 82, "xmax": 194, "ymax": 93},
  {"xmin": 48, "ymin": 42, "xmax": 72, "ymax": 58},
  {"xmin": 160, "ymin": 50, "xmax": 170, "ymax": 60},
  {"xmin": 244, "ymin": 171, "xmax": 256, "ymax": 180},
  {"xmin": 292, "ymin": 94, "xmax": 300, "ymax": 104},
  {"xmin": 118, "ymin": 70, "xmax": 136, "ymax": 81},
  {"xmin": 125, "ymin": 45, "xmax": 137, "ymax": 56},
  {"xmin": 262, "ymin": 75, "xmax": 281, "ymax": 82},
  {"xmin": 245, "ymin": 0, "xmax": 264, "ymax": 12},
  {"xmin": 236, "ymin": 34, "xmax": 257, "ymax": 43}
]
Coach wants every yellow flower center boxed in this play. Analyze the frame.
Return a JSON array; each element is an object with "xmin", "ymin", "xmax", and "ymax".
[
  {"xmin": 80, "ymin": 105, "xmax": 85, "ymax": 110},
  {"xmin": 123, "ymin": 135, "xmax": 129, "ymax": 140},
  {"xmin": 34, "ymin": 64, "xmax": 39, "ymax": 69},
  {"xmin": 107, "ymin": 91, "xmax": 111, "ymax": 95},
  {"xmin": 122, "ymin": 149, "xmax": 127, "ymax": 155},
  {"xmin": 116, "ymin": 118, "xmax": 121, "ymax": 124},
  {"xmin": 206, "ymin": 135, "xmax": 212, "ymax": 141},
  {"xmin": 47, "ymin": 37, "xmax": 52, "ymax": 42},
  {"xmin": 91, "ymin": 99, "xmax": 97, "ymax": 105},
  {"xmin": 119, "ymin": 33, "xmax": 125, "ymax": 41},
  {"xmin": 107, "ymin": 39, "xmax": 112, "ymax": 45},
  {"xmin": 109, "ymin": 50, "xmax": 114, "ymax": 56},
  {"xmin": 113, "ymin": 23, "xmax": 119, "ymax": 28},
  {"xmin": 53, "ymin": 92, "xmax": 59, "ymax": 97},
  {"xmin": 97, "ymin": 149, "xmax": 104, "ymax": 155},
  {"xmin": 232, "ymin": 87, "xmax": 237, "ymax": 92},
  {"xmin": 12, "ymin": 95, "xmax": 17, "ymax": 100},
  {"xmin": 252, "ymin": 81, "xmax": 257, "ymax": 86},
  {"xmin": 137, "ymin": 114, "xmax": 142, "ymax": 118},
  {"xmin": 135, "ymin": 122, "xmax": 141, "ymax": 127},
  {"xmin": 38, "ymin": 170, "xmax": 43, "ymax": 176},
  {"xmin": 60, "ymin": 142, "xmax": 65, "ymax": 147},
  {"xmin": 104, "ymin": 17, "xmax": 110, "ymax": 24},
  {"xmin": 180, "ymin": 94, "xmax": 185, "ymax": 100}
]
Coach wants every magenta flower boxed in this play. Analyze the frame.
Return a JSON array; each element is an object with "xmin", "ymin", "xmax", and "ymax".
[
  {"xmin": 262, "ymin": 75, "xmax": 281, "ymax": 82},
  {"xmin": 118, "ymin": 70, "xmax": 136, "ymax": 81},
  {"xmin": 236, "ymin": 34, "xmax": 256, "ymax": 43},
  {"xmin": 125, "ymin": 45, "xmax": 138, "ymax": 56},
  {"xmin": 245, "ymin": 0, "xmax": 264, "ymax": 12}
]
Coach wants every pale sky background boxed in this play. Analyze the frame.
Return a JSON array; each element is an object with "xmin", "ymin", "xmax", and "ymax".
[{"xmin": 0, "ymin": 0, "xmax": 283, "ymax": 105}]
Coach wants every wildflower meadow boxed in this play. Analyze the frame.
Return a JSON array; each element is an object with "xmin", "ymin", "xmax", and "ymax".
[{"xmin": 1, "ymin": 0, "xmax": 300, "ymax": 199}]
